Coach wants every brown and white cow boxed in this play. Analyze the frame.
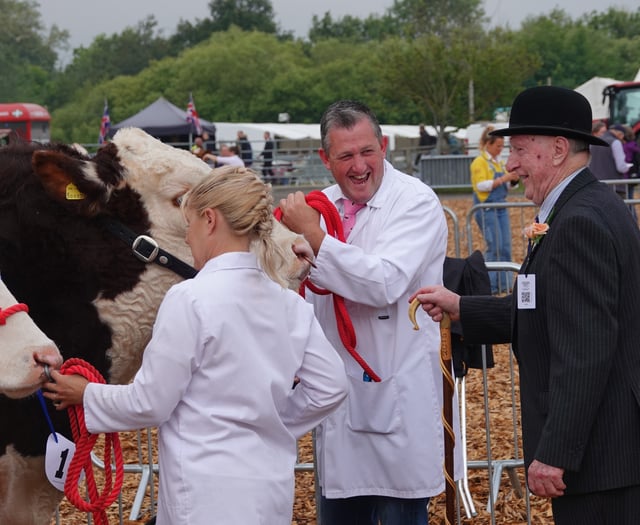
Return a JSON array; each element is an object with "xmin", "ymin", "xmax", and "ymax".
[
  {"xmin": 0, "ymin": 128, "xmax": 311, "ymax": 525},
  {"xmin": 0, "ymin": 279, "xmax": 62, "ymax": 399}
]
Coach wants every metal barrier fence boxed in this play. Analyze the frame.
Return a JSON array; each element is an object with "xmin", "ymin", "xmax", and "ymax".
[
  {"xmin": 466, "ymin": 201, "xmax": 536, "ymax": 294},
  {"xmin": 457, "ymin": 262, "xmax": 531, "ymax": 525},
  {"xmin": 250, "ymin": 156, "xmax": 335, "ymax": 187},
  {"xmin": 418, "ymin": 155, "xmax": 474, "ymax": 189},
  {"xmin": 442, "ymin": 204, "xmax": 462, "ymax": 258}
]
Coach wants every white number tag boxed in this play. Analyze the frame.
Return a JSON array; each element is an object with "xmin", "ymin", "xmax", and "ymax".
[{"xmin": 45, "ymin": 433, "xmax": 76, "ymax": 491}]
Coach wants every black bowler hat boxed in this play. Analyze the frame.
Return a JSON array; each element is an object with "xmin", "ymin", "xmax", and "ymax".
[{"xmin": 490, "ymin": 86, "xmax": 608, "ymax": 146}]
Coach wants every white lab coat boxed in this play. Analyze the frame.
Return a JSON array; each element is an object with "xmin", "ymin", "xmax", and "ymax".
[
  {"xmin": 83, "ymin": 252, "xmax": 348, "ymax": 525},
  {"xmin": 310, "ymin": 161, "xmax": 463, "ymax": 498}
]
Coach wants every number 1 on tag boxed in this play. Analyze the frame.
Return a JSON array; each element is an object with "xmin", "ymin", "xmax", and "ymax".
[{"xmin": 45, "ymin": 433, "xmax": 76, "ymax": 491}]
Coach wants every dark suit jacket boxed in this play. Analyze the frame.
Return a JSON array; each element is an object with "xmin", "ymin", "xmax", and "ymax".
[
  {"xmin": 459, "ymin": 168, "xmax": 640, "ymax": 494},
  {"xmin": 261, "ymin": 139, "xmax": 274, "ymax": 162}
]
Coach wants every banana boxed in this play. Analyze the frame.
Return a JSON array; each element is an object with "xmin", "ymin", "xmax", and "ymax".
[{"xmin": 408, "ymin": 297, "xmax": 421, "ymax": 330}]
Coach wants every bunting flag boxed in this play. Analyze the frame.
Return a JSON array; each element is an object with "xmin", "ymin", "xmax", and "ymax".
[
  {"xmin": 98, "ymin": 100, "xmax": 111, "ymax": 144},
  {"xmin": 186, "ymin": 93, "xmax": 202, "ymax": 135}
]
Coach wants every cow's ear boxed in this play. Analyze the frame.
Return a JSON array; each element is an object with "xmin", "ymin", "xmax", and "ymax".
[{"xmin": 32, "ymin": 150, "xmax": 107, "ymax": 217}]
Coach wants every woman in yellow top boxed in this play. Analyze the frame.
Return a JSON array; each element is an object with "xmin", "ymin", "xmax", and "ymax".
[{"xmin": 470, "ymin": 125, "xmax": 519, "ymax": 293}]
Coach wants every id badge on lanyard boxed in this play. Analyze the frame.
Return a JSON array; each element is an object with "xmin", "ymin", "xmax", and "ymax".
[{"xmin": 517, "ymin": 274, "xmax": 536, "ymax": 309}]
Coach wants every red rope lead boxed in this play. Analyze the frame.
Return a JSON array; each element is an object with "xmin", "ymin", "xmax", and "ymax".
[
  {"xmin": 60, "ymin": 358, "xmax": 124, "ymax": 525},
  {"xmin": 0, "ymin": 303, "xmax": 29, "ymax": 324},
  {"xmin": 276, "ymin": 191, "xmax": 381, "ymax": 382}
]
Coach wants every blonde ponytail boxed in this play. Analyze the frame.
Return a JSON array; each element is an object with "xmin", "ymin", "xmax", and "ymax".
[{"xmin": 182, "ymin": 166, "xmax": 290, "ymax": 287}]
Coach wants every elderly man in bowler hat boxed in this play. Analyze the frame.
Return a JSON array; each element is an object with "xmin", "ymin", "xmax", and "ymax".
[{"xmin": 410, "ymin": 86, "xmax": 640, "ymax": 524}]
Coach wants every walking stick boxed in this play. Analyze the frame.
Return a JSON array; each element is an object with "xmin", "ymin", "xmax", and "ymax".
[
  {"xmin": 439, "ymin": 312, "xmax": 457, "ymax": 525},
  {"xmin": 409, "ymin": 301, "xmax": 457, "ymax": 524}
]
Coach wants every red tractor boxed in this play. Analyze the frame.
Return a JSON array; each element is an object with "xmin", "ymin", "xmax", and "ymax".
[{"xmin": 603, "ymin": 81, "xmax": 640, "ymax": 135}]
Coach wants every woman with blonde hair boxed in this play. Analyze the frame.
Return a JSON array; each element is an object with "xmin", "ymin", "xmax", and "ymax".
[
  {"xmin": 45, "ymin": 166, "xmax": 348, "ymax": 525},
  {"xmin": 470, "ymin": 125, "xmax": 519, "ymax": 293}
]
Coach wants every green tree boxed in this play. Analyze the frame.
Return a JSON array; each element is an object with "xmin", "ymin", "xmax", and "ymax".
[
  {"xmin": 516, "ymin": 9, "xmax": 640, "ymax": 88},
  {"xmin": 208, "ymin": 0, "xmax": 277, "ymax": 33},
  {"xmin": 0, "ymin": 0, "xmax": 67, "ymax": 101},
  {"xmin": 169, "ymin": 28, "xmax": 303, "ymax": 121},
  {"xmin": 378, "ymin": 33, "xmax": 470, "ymax": 139},
  {"xmin": 389, "ymin": 0, "xmax": 485, "ymax": 38},
  {"xmin": 52, "ymin": 56, "xmax": 184, "ymax": 144},
  {"xmin": 377, "ymin": 29, "xmax": 538, "ymax": 150},
  {"xmin": 44, "ymin": 3, "xmax": 640, "ymax": 147},
  {"xmin": 308, "ymin": 12, "xmax": 398, "ymax": 43},
  {"xmin": 52, "ymin": 29, "xmax": 307, "ymax": 142},
  {"xmin": 170, "ymin": 18, "xmax": 216, "ymax": 51},
  {"xmin": 583, "ymin": 7, "xmax": 640, "ymax": 39},
  {"xmin": 470, "ymin": 29, "xmax": 541, "ymax": 120},
  {"xmin": 168, "ymin": 0, "xmax": 280, "ymax": 54},
  {"xmin": 373, "ymin": 0, "xmax": 498, "ymax": 149},
  {"xmin": 51, "ymin": 29, "xmax": 391, "ymax": 142},
  {"xmin": 48, "ymin": 16, "xmax": 172, "ymax": 108},
  {"xmin": 303, "ymin": 39, "xmax": 396, "ymax": 121}
]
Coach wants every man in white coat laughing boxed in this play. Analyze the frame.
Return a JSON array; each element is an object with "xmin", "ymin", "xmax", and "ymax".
[{"xmin": 280, "ymin": 100, "xmax": 462, "ymax": 525}]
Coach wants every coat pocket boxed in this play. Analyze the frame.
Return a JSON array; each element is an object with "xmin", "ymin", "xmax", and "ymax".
[{"xmin": 346, "ymin": 374, "xmax": 400, "ymax": 434}]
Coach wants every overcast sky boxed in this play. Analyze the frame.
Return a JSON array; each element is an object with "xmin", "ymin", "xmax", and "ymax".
[{"xmin": 39, "ymin": 0, "xmax": 638, "ymax": 51}]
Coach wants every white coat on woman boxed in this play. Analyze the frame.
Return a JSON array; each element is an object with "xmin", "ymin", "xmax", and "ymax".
[{"xmin": 82, "ymin": 252, "xmax": 348, "ymax": 525}]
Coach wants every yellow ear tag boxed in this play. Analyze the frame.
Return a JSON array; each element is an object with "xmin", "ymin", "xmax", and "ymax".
[{"xmin": 65, "ymin": 183, "xmax": 85, "ymax": 200}]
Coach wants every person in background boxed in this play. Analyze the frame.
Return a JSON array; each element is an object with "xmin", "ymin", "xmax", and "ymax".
[
  {"xmin": 44, "ymin": 166, "xmax": 349, "ymax": 525},
  {"xmin": 260, "ymin": 130, "xmax": 275, "ymax": 181},
  {"xmin": 589, "ymin": 122, "xmax": 632, "ymax": 199},
  {"xmin": 621, "ymin": 124, "xmax": 640, "ymax": 220},
  {"xmin": 190, "ymin": 136, "xmax": 211, "ymax": 160},
  {"xmin": 201, "ymin": 130, "xmax": 216, "ymax": 152},
  {"xmin": 411, "ymin": 86, "xmax": 640, "ymax": 525},
  {"xmin": 591, "ymin": 120, "xmax": 607, "ymax": 138},
  {"xmin": 203, "ymin": 144, "xmax": 244, "ymax": 168},
  {"xmin": 414, "ymin": 123, "xmax": 436, "ymax": 166},
  {"xmin": 279, "ymin": 99, "xmax": 461, "ymax": 525},
  {"xmin": 237, "ymin": 130, "xmax": 253, "ymax": 167},
  {"xmin": 470, "ymin": 125, "xmax": 519, "ymax": 293}
]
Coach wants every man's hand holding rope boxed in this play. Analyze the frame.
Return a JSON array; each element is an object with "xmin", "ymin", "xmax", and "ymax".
[{"xmin": 279, "ymin": 191, "xmax": 326, "ymax": 254}]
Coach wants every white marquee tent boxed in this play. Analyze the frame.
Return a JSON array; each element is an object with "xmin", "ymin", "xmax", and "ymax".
[{"xmin": 214, "ymin": 122, "xmax": 442, "ymax": 152}]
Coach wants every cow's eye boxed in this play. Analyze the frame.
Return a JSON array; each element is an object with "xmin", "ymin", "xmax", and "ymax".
[{"xmin": 173, "ymin": 194, "xmax": 185, "ymax": 207}]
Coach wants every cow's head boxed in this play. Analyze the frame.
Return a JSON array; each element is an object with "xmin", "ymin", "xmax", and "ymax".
[
  {"xmin": 28, "ymin": 128, "xmax": 311, "ymax": 383},
  {"xmin": 0, "ymin": 279, "xmax": 61, "ymax": 399},
  {"xmin": 31, "ymin": 128, "xmax": 311, "ymax": 290},
  {"xmin": 31, "ymin": 128, "xmax": 204, "ymax": 264}
]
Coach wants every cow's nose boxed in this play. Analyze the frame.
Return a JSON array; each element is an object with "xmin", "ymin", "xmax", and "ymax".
[{"xmin": 34, "ymin": 344, "xmax": 63, "ymax": 373}]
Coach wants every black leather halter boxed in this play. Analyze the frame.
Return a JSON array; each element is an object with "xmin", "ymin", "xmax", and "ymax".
[{"xmin": 101, "ymin": 217, "xmax": 197, "ymax": 279}]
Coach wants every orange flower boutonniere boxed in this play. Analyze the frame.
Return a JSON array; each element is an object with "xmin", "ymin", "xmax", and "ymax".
[{"xmin": 523, "ymin": 222, "xmax": 549, "ymax": 244}]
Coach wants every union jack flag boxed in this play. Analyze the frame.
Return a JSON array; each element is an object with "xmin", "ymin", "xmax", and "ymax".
[
  {"xmin": 98, "ymin": 100, "xmax": 110, "ymax": 144},
  {"xmin": 186, "ymin": 93, "xmax": 202, "ymax": 135}
]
